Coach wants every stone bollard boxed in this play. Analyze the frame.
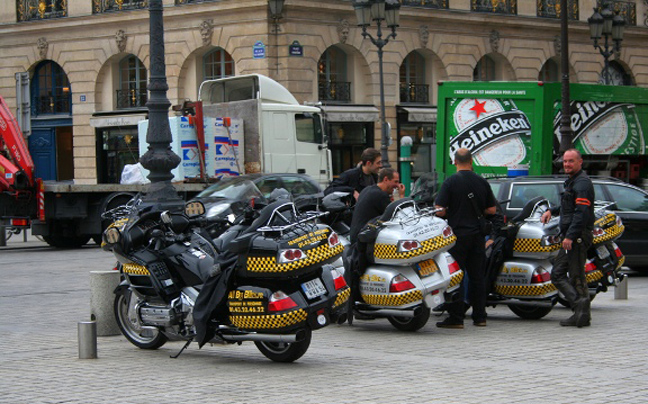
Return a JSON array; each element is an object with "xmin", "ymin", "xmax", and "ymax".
[
  {"xmin": 78, "ymin": 321, "xmax": 97, "ymax": 359},
  {"xmin": 90, "ymin": 271, "xmax": 121, "ymax": 336},
  {"xmin": 614, "ymin": 275, "xmax": 628, "ymax": 300}
]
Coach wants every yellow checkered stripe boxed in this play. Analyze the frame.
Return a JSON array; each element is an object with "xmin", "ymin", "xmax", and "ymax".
[
  {"xmin": 333, "ymin": 287, "xmax": 351, "ymax": 308},
  {"xmin": 361, "ymin": 290, "xmax": 423, "ymax": 306},
  {"xmin": 595, "ymin": 213, "xmax": 616, "ymax": 227},
  {"xmin": 448, "ymin": 271, "xmax": 464, "ymax": 289},
  {"xmin": 593, "ymin": 223, "xmax": 624, "ymax": 244},
  {"xmin": 373, "ymin": 235, "xmax": 457, "ymax": 260},
  {"xmin": 586, "ymin": 270, "xmax": 603, "ymax": 284},
  {"xmin": 617, "ymin": 255, "xmax": 625, "ymax": 269},
  {"xmin": 513, "ymin": 238, "xmax": 560, "ymax": 253},
  {"xmin": 122, "ymin": 263, "xmax": 149, "ymax": 276},
  {"xmin": 246, "ymin": 243, "xmax": 344, "ymax": 273},
  {"xmin": 494, "ymin": 283, "xmax": 557, "ymax": 297},
  {"xmin": 229, "ymin": 309, "xmax": 307, "ymax": 330}
]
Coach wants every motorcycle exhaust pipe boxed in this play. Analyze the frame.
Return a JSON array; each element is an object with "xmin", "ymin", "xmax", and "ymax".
[
  {"xmin": 494, "ymin": 300, "xmax": 555, "ymax": 308},
  {"xmin": 356, "ymin": 307, "xmax": 421, "ymax": 318},
  {"xmin": 220, "ymin": 330, "xmax": 304, "ymax": 344}
]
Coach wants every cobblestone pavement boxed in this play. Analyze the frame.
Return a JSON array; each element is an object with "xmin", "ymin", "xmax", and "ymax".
[{"xmin": 1, "ymin": 235, "xmax": 647, "ymax": 404}]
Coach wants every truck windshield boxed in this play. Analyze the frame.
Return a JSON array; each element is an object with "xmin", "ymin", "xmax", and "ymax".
[{"xmin": 295, "ymin": 113, "xmax": 323, "ymax": 144}]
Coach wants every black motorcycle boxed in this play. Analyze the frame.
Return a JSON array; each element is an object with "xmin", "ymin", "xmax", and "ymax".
[{"xmin": 102, "ymin": 195, "xmax": 349, "ymax": 362}]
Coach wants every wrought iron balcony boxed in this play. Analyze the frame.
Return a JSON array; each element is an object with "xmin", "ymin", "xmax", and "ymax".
[
  {"xmin": 32, "ymin": 95, "xmax": 71, "ymax": 116},
  {"xmin": 537, "ymin": 0, "xmax": 578, "ymax": 20},
  {"xmin": 318, "ymin": 81, "xmax": 352, "ymax": 103},
  {"xmin": 17, "ymin": 0, "xmax": 67, "ymax": 21},
  {"xmin": 400, "ymin": 83, "xmax": 430, "ymax": 104},
  {"xmin": 401, "ymin": 0, "xmax": 448, "ymax": 9},
  {"xmin": 116, "ymin": 89, "xmax": 148, "ymax": 109},
  {"xmin": 608, "ymin": 0, "xmax": 636, "ymax": 26},
  {"xmin": 92, "ymin": 0, "xmax": 148, "ymax": 14},
  {"xmin": 175, "ymin": 0, "xmax": 218, "ymax": 4},
  {"xmin": 471, "ymin": 0, "xmax": 517, "ymax": 14}
]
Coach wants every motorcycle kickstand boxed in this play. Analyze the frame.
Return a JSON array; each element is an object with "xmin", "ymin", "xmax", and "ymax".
[{"xmin": 170, "ymin": 338, "xmax": 193, "ymax": 359}]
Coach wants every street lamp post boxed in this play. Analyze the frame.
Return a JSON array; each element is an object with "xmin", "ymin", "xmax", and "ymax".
[
  {"xmin": 558, "ymin": 0, "xmax": 573, "ymax": 153},
  {"xmin": 588, "ymin": 0, "xmax": 625, "ymax": 85},
  {"xmin": 351, "ymin": 0, "xmax": 400, "ymax": 168},
  {"xmin": 140, "ymin": 0, "xmax": 182, "ymax": 204}
]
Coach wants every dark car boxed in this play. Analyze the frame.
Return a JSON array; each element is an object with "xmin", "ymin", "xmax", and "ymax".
[
  {"xmin": 192, "ymin": 173, "xmax": 323, "ymax": 219},
  {"xmin": 488, "ymin": 176, "xmax": 648, "ymax": 269}
]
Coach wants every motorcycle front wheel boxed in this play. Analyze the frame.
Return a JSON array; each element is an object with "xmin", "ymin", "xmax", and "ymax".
[
  {"xmin": 254, "ymin": 328, "xmax": 312, "ymax": 363},
  {"xmin": 508, "ymin": 304, "xmax": 553, "ymax": 320},
  {"xmin": 114, "ymin": 290, "xmax": 168, "ymax": 350},
  {"xmin": 387, "ymin": 307, "xmax": 431, "ymax": 332}
]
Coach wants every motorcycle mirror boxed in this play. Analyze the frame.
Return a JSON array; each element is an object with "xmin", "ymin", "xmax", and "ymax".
[
  {"xmin": 185, "ymin": 201, "xmax": 206, "ymax": 217},
  {"xmin": 160, "ymin": 211, "xmax": 172, "ymax": 225}
]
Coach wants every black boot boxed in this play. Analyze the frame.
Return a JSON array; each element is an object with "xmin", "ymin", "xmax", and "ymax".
[{"xmin": 560, "ymin": 297, "xmax": 590, "ymax": 327}]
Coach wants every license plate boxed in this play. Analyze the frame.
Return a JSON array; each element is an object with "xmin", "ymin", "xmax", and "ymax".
[
  {"xmin": 301, "ymin": 278, "xmax": 327, "ymax": 299},
  {"xmin": 596, "ymin": 245, "xmax": 610, "ymax": 259},
  {"xmin": 418, "ymin": 259, "xmax": 439, "ymax": 277}
]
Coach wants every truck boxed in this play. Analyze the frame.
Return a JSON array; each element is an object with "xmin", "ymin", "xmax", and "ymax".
[
  {"xmin": 1, "ymin": 74, "xmax": 331, "ymax": 247},
  {"xmin": 435, "ymin": 81, "xmax": 648, "ymax": 184}
]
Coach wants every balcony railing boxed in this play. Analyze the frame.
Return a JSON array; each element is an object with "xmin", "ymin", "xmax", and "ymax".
[
  {"xmin": 116, "ymin": 89, "xmax": 147, "ymax": 109},
  {"xmin": 608, "ymin": 0, "xmax": 636, "ymax": 26},
  {"xmin": 17, "ymin": 0, "xmax": 67, "ymax": 21},
  {"xmin": 471, "ymin": 0, "xmax": 517, "ymax": 14},
  {"xmin": 537, "ymin": 0, "xmax": 578, "ymax": 20},
  {"xmin": 92, "ymin": 0, "xmax": 148, "ymax": 14},
  {"xmin": 401, "ymin": 0, "xmax": 448, "ymax": 9},
  {"xmin": 32, "ymin": 95, "xmax": 71, "ymax": 116},
  {"xmin": 400, "ymin": 83, "xmax": 430, "ymax": 104},
  {"xmin": 175, "ymin": 0, "xmax": 218, "ymax": 4},
  {"xmin": 318, "ymin": 81, "xmax": 351, "ymax": 103}
]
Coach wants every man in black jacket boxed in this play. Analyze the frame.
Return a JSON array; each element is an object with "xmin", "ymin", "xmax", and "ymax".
[
  {"xmin": 324, "ymin": 148, "xmax": 382, "ymax": 200},
  {"xmin": 541, "ymin": 149, "xmax": 594, "ymax": 327}
]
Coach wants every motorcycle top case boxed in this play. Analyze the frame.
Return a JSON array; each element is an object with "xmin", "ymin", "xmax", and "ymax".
[
  {"xmin": 368, "ymin": 214, "xmax": 456, "ymax": 265},
  {"xmin": 512, "ymin": 221, "xmax": 561, "ymax": 260},
  {"xmin": 593, "ymin": 210, "xmax": 624, "ymax": 245},
  {"xmin": 237, "ymin": 224, "xmax": 344, "ymax": 278}
]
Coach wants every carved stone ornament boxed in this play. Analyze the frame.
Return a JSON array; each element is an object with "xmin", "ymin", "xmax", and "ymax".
[
  {"xmin": 115, "ymin": 30, "xmax": 127, "ymax": 53},
  {"xmin": 200, "ymin": 20, "xmax": 214, "ymax": 47},
  {"xmin": 490, "ymin": 30, "xmax": 500, "ymax": 53},
  {"xmin": 554, "ymin": 35, "xmax": 561, "ymax": 56},
  {"xmin": 338, "ymin": 19, "xmax": 350, "ymax": 44},
  {"xmin": 419, "ymin": 25, "xmax": 430, "ymax": 48},
  {"xmin": 37, "ymin": 37, "xmax": 48, "ymax": 60}
]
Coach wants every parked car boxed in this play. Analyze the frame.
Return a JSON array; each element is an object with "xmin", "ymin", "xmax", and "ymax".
[
  {"xmin": 191, "ymin": 173, "xmax": 323, "ymax": 220},
  {"xmin": 487, "ymin": 176, "xmax": 648, "ymax": 269}
]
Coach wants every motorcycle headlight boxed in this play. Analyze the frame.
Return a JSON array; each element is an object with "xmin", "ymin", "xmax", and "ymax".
[
  {"xmin": 104, "ymin": 227, "xmax": 121, "ymax": 244},
  {"xmin": 207, "ymin": 203, "xmax": 231, "ymax": 218}
]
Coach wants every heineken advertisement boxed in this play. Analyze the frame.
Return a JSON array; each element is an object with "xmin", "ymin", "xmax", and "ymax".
[
  {"xmin": 447, "ymin": 98, "xmax": 532, "ymax": 167},
  {"xmin": 553, "ymin": 100, "xmax": 648, "ymax": 155}
]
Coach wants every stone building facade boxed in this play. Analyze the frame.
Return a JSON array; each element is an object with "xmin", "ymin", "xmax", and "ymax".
[{"xmin": 1, "ymin": 0, "xmax": 647, "ymax": 184}]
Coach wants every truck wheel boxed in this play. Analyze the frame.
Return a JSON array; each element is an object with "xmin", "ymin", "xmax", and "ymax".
[
  {"xmin": 508, "ymin": 304, "xmax": 553, "ymax": 320},
  {"xmin": 42, "ymin": 235, "xmax": 90, "ymax": 248},
  {"xmin": 254, "ymin": 328, "xmax": 311, "ymax": 363},
  {"xmin": 114, "ymin": 290, "xmax": 168, "ymax": 350},
  {"xmin": 387, "ymin": 307, "xmax": 431, "ymax": 331}
]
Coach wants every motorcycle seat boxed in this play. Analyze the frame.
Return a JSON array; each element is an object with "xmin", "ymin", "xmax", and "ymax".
[{"xmin": 510, "ymin": 196, "xmax": 545, "ymax": 223}]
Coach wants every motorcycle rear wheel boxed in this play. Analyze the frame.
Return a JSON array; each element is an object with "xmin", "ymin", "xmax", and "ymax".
[
  {"xmin": 508, "ymin": 304, "xmax": 553, "ymax": 320},
  {"xmin": 387, "ymin": 307, "xmax": 431, "ymax": 332},
  {"xmin": 254, "ymin": 328, "xmax": 312, "ymax": 363},
  {"xmin": 114, "ymin": 291, "xmax": 168, "ymax": 350}
]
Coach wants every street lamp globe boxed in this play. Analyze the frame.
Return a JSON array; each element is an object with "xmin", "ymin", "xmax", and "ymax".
[
  {"xmin": 612, "ymin": 13, "xmax": 626, "ymax": 42},
  {"xmin": 588, "ymin": 9, "xmax": 603, "ymax": 40}
]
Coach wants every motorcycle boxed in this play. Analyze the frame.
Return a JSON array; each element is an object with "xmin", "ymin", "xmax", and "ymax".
[
  {"xmin": 484, "ymin": 196, "xmax": 562, "ymax": 320},
  {"xmin": 557, "ymin": 202, "xmax": 626, "ymax": 307},
  {"xmin": 102, "ymin": 195, "xmax": 349, "ymax": 362},
  {"xmin": 335, "ymin": 197, "xmax": 464, "ymax": 331}
]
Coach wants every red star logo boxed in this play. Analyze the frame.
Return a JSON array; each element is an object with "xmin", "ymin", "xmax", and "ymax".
[{"xmin": 470, "ymin": 99, "xmax": 488, "ymax": 119}]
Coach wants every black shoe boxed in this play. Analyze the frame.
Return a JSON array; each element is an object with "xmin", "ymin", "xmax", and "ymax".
[
  {"xmin": 560, "ymin": 314, "xmax": 590, "ymax": 327},
  {"xmin": 473, "ymin": 320, "xmax": 487, "ymax": 327},
  {"xmin": 436, "ymin": 317, "xmax": 464, "ymax": 329}
]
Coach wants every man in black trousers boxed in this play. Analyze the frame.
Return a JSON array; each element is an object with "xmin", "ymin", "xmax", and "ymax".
[{"xmin": 434, "ymin": 148, "xmax": 497, "ymax": 328}]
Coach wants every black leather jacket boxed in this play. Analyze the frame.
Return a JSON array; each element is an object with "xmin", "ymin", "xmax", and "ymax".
[
  {"xmin": 550, "ymin": 170, "xmax": 595, "ymax": 241},
  {"xmin": 324, "ymin": 166, "xmax": 377, "ymax": 196}
]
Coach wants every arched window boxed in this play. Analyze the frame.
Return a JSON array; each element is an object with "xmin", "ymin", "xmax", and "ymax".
[
  {"xmin": 473, "ymin": 55, "xmax": 496, "ymax": 82},
  {"xmin": 539, "ymin": 58, "xmax": 560, "ymax": 82},
  {"xmin": 117, "ymin": 55, "xmax": 147, "ymax": 109},
  {"xmin": 203, "ymin": 48, "xmax": 234, "ymax": 81},
  {"xmin": 31, "ymin": 61, "xmax": 71, "ymax": 116},
  {"xmin": 318, "ymin": 47, "xmax": 350, "ymax": 102},
  {"xmin": 400, "ymin": 51, "xmax": 428, "ymax": 103},
  {"xmin": 601, "ymin": 61, "xmax": 633, "ymax": 86}
]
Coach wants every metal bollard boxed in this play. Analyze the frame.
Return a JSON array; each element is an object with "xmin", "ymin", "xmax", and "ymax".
[
  {"xmin": 614, "ymin": 275, "xmax": 628, "ymax": 300},
  {"xmin": 78, "ymin": 321, "xmax": 97, "ymax": 359},
  {"xmin": 90, "ymin": 270, "xmax": 120, "ymax": 336}
]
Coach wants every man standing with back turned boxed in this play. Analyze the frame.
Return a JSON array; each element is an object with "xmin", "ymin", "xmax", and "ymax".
[
  {"xmin": 541, "ymin": 149, "xmax": 594, "ymax": 327},
  {"xmin": 435, "ymin": 148, "xmax": 497, "ymax": 329}
]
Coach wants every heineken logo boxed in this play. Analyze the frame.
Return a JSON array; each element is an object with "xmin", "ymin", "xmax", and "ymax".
[
  {"xmin": 553, "ymin": 101, "xmax": 620, "ymax": 142},
  {"xmin": 449, "ymin": 110, "xmax": 531, "ymax": 158}
]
